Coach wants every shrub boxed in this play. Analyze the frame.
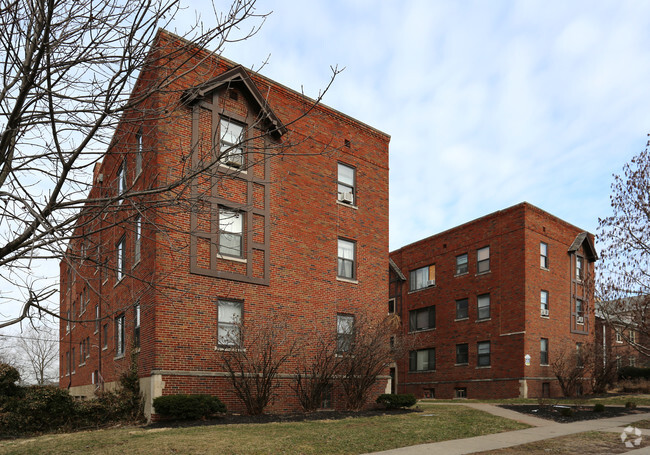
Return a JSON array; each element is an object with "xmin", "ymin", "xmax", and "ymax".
[
  {"xmin": 153, "ymin": 394, "xmax": 226, "ymax": 420},
  {"xmin": 626, "ymin": 401, "xmax": 637, "ymax": 409},
  {"xmin": 376, "ymin": 393, "xmax": 417, "ymax": 409},
  {"xmin": 593, "ymin": 403, "xmax": 605, "ymax": 412},
  {"xmin": 558, "ymin": 407, "xmax": 574, "ymax": 417},
  {"xmin": 619, "ymin": 366, "xmax": 650, "ymax": 381},
  {"xmin": 2, "ymin": 386, "xmax": 75, "ymax": 434},
  {"xmin": 0, "ymin": 363, "xmax": 22, "ymax": 403}
]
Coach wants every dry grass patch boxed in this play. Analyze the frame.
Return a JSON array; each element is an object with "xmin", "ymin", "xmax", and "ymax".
[
  {"xmin": 475, "ymin": 431, "xmax": 649, "ymax": 454},
  {"xmin": 0, "ymin": 404, "xmax": 528, "ymax": 455}
]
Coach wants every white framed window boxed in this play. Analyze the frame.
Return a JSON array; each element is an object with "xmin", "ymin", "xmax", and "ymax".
[
  {"xmin": 576, "ymin": 256, "xmax": 584, "ymax": 281},
  {"xmin": 409, "ymin": 348, "xmax": 435, "ymax": 371},
  {"xmin": 540, "ymin": 242, "xmax": 549, "ymax": 268},
  {"xmin": 456, "ymin": 253, "xmax": 468, "ymax": 275},
  {"xmin": 337, "ymin": 314, "xmax": 355, "ymax": 353},
  {"xmin": 94, "ymin": 305, "xmax": 100, "ymax": 333},
  {"xmin": 541, "ymin": 290, "xmax": 549, "ymax": 316},
  {"xmin": 134, "ymin": 216, "xmax": 142, "ymax": 264},
  {"xmin": 615, "ymin": 328, "xmax": 622, "ymax": 343},
  {"xmin": 117, "ymin": 161, "xmax": 126, "ymax": 202},
  {"xmin": 540, "ymin": 338, "xmax": 549, "ymax": 365},
  {"xmin": 409, "ymin": 265, "xmax": 435, "ymax": 291},
  {"xmin": 456, "ymin": 298, "xmax": 469, "ymax": 319},
  {"xmin": 477, "ymin": 246, "xmax": 490, "ymax": 273},
  {"xmin": 116, "ymin": 236, "xmax": 126, "ymax": 281},
  {"xmin": 218, "ymin": 209, "xmax": 243, "ymax": 258},
  {"xmin": 219, "ymin": 118, "xmax": 244, "ymax": 168},
  {"xmin": 135, "ymin": 129, "xmax": 143, "ymax": 177},
  {"xmin": 337, "ymin": 163, "xmax": 356, "ymax": 204},
  {"xmin": 630, "ymin": 330, "xmax": 636, "ymax": 343},
  {"xmin": 456, "ymin": 343, "xmax": 468, "ymax": 365},
  {"xmin": 337, "ymin": 238, "xmax": 356, "ymax": 279},
  {"xmin": 218, "ymin": 300, "xmax": 242, "ymax": 347},
  {"xmin": 477, "ymin": 341, "xmax": 491, "ymax": 367},
  {"xmin": 134, "ymin": 302, "xmax": 140, "ymax": 349},
  {"xmin": 115, "ymin": 314, "xmax": 125, "ymax": 357},
  {"xmin": 409, "ymin": 306, "xmax": 435, "ymax": 332},
  {"xmin": 477, "ymin": 294, "xmax": 490, "ymax": 320}
]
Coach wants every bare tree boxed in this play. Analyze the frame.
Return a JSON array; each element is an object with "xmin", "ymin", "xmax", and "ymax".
[
  {"xmin": 0, "ymin": 0, "xmax": 271, "ymax": 328},
  {"xmin": 551, "ymin": 341, "xmax": 592, "ymax": 397},
  {"xmin": 338, "ymin": 314, "xmax": 404, "ymax": 411},
  {"xmin": 597, "ymin": 141, "xmax": 650, "ymax": 356},
  {"xmin": 14, "ymin": 324, "xmax": 58, "ymax": 385},
  {"xmin": 291, "ymin": 331, "xmax": 340, "ymax": 412},
  {"xmin": 221, "ymin": 315, "xmax": 296, "ymax": 415}
]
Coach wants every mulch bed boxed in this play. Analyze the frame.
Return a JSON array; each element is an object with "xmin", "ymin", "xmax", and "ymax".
[{"xmin": 499, "ymin": 404, "xmax": 648, "ymax": 423}]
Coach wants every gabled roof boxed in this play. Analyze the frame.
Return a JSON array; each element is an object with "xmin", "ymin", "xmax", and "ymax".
[
  {"xmin": 181, "ymin": 65, "xmax": 286, "ymax": 137},
  {"xmin": 568, "ymin": 232, "xmax": 598, "ymax": 262},
  {"xmin": 389, "ymin": 258, "xmax": 406, "ymax": 281}
]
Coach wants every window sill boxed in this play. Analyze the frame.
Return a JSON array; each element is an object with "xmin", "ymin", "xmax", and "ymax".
[
  {"xmin": 408, "ymin": 285, "xmax": 435, "ymax": 294},
  {"xmin": 218, "ymin": 162, "xmax": 248, "ymax": 174},
  {"xmin": 337, "ymin": 277, "xmax": 358, "ymax": 284},
  {"xmin": 541, "ymin": 315, "xmax": 549, "ymax": 319},
  {"xmin": 408, "ymin": 327, "xmax": 435, "ymax": 334},
  {"xmin": 454, "ymin": 317, "xmax": 469, "ymax": 322},
  {"xmin": 540, "ymin": 363, "xmax": 549, "ymax": 367},
  {"xmin": 132, "ymin": 259, "xmax": 141, "ymax": 270},
  {"xmin": 476, "ymin": 366, "xmax": 491, "ymax": 369},
  {"xmin": 541, "ymin": 267, "xmax": 550, "ymax": 271},
  {"xmin": 114, "ymin": 354, "xmax": 125, "ymax": 361},
  {"xmin": 455, "ymin": 363, "xmax": 469, "ymax": 367},
  {"xmin": 217, "ymin": 254, "xmax": 247, "ymax": 264},
  {"xmin": 102, "ymin": 346, "xmax": 108, "ymax": 351},
  {"xmin": 475, "ymin": 318, "xmax": 491, "ymax": 323},
  {"xmin": 336, "ymin": 200, "xmax": 358, "ymax": 210},
  {"xmin": 454, "ymin": 272, "xmax": 468, "ymax": 277},
  {"xmin": 408, "ymin": 370, "xmax": 436, "ymax": 374},
  {"xmin": 114, "ymin": 276, "xmax": 125, "ymax": 288},
  {"xmin": 476, "ymin": 271, "xmax": 491, "ymax": 276},
  {"xmin": 215, "ymin": 346, "xmax": 245, "ymax": 352}
]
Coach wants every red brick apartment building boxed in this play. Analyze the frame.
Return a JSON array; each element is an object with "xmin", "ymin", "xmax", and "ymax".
[
  {"xmin": 389, "ymin": 203, "xmax": 597, "ymax": 399},
  {"xmin": 59, "ymin": 30, "xmax": 390, "ymax": 418}
]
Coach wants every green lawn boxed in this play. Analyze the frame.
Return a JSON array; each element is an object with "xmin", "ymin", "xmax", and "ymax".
[{"xmin": 0, "ymin": 403, "xmax": 528, "ymax": 455}]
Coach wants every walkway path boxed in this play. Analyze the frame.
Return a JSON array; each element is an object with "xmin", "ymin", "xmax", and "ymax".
[{"xmin": 368, "ymin": 403, "xmax": 650, "ymax": 455}]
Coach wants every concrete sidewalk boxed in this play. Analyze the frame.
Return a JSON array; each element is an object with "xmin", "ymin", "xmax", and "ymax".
[{"xmin": 367, "ymin": 403, "xmax": 650, "ymax": 455}]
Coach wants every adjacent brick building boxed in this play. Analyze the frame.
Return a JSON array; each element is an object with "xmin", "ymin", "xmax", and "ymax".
[
  {"xmin": 389, "ymin": 203, "xmax": 597, "ymax": 399},
  {"xmin": 59, "ymin": 30, "xmax": 390, "ymax": 418}
]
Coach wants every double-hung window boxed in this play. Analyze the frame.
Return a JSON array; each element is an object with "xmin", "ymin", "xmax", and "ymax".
[
  {"xmin": 116, "ymin": 236, "xmax": 126, "ymax": 281},
  {"xmin": 456, "ymin": 298, "xmax": 469, "ymax": 319},
  {"xmin": 115, "ymin": 314, "xmax": 125, "ymax": 357},
  {"xmin": 337, "ymin": 163, "xmax": 356, "ymax": 204},
  {"xmin": 540, "ymin": 242, "xmax": 549, "ymax": 268},
  {"xmin": 477, "ymin": 246, "xmax": 490, "ymax": 273},
  {"xmin": 218, "ymin": 300, "xmax": 242, "ymax": 347},
  {"xmin": 135, "ymin": 129, "xmax": 143, "ymax": 177},
  {"xmin": 409, "ymin": 348, "xmax": 435, "ymax": 371},
  {"xmin": 576, "ymin": 256, "xmax": 584, "ymax": 281},
  {"xmin": 337, "ymin": 314, "xmax": 354, "ymax": 353},
  {"xmin": 219, "ymin": 118, "xmax": 244, "ymax": 168},
  {"xmin": 134, "ymin": 302, "xmax": 140, "ymax": 349},
  {"xmin": 409, "ymin": 265, "xmax": 435, "ymax": 291},
  {"xmin": 117, "ymin": 162, "xmax": 126, "ymax": 202},
  {"xmin": 477, "ymin": 294, "xmax": 490, "ymax": 320},
  {"xmin": 218, "ymin": 209, "xmax": 243, "ymax": 258},
  {"xmin": 337, "ymin": 239, "xmax": 356, "ymax": 279},
  {"xmin": 541, "ymin": 291, "xmax": 549, "ymax": 316},
  {"xmin": 456, "ymin": 343, "xmax": 469, "ymax": 365},
  {"xmin": 540, "ymin": 338, "xmax": 549, "ymax": 365},
  {"xmin": 477, "ymin": 341, "xmax": 491, "ymax": 367},
  {"xmin": 134, "ymin": 216, "xmax": 142, "ymax": 264},
  {"xmin": 456, "ymin": 254, "xmax": 468, "ymax": 275},
  {"xmin": 409, "ymin": 306, "xmax": 435, "ymax": 332}
]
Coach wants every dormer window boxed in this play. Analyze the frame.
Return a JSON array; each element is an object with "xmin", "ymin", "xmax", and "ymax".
[{"xmin": 219, "ymin": 118, "xmax": 244, "ymax": 168}]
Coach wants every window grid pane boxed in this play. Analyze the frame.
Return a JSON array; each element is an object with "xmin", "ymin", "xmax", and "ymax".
[{"xmin": 477, "ymin": 294, "xmax": 490, "ymax": 320}]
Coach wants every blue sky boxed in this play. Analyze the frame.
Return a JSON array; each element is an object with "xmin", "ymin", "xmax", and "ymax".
[{"xmin": 181, "ymin": 0, "xmax": 650, "ymax": 251}]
